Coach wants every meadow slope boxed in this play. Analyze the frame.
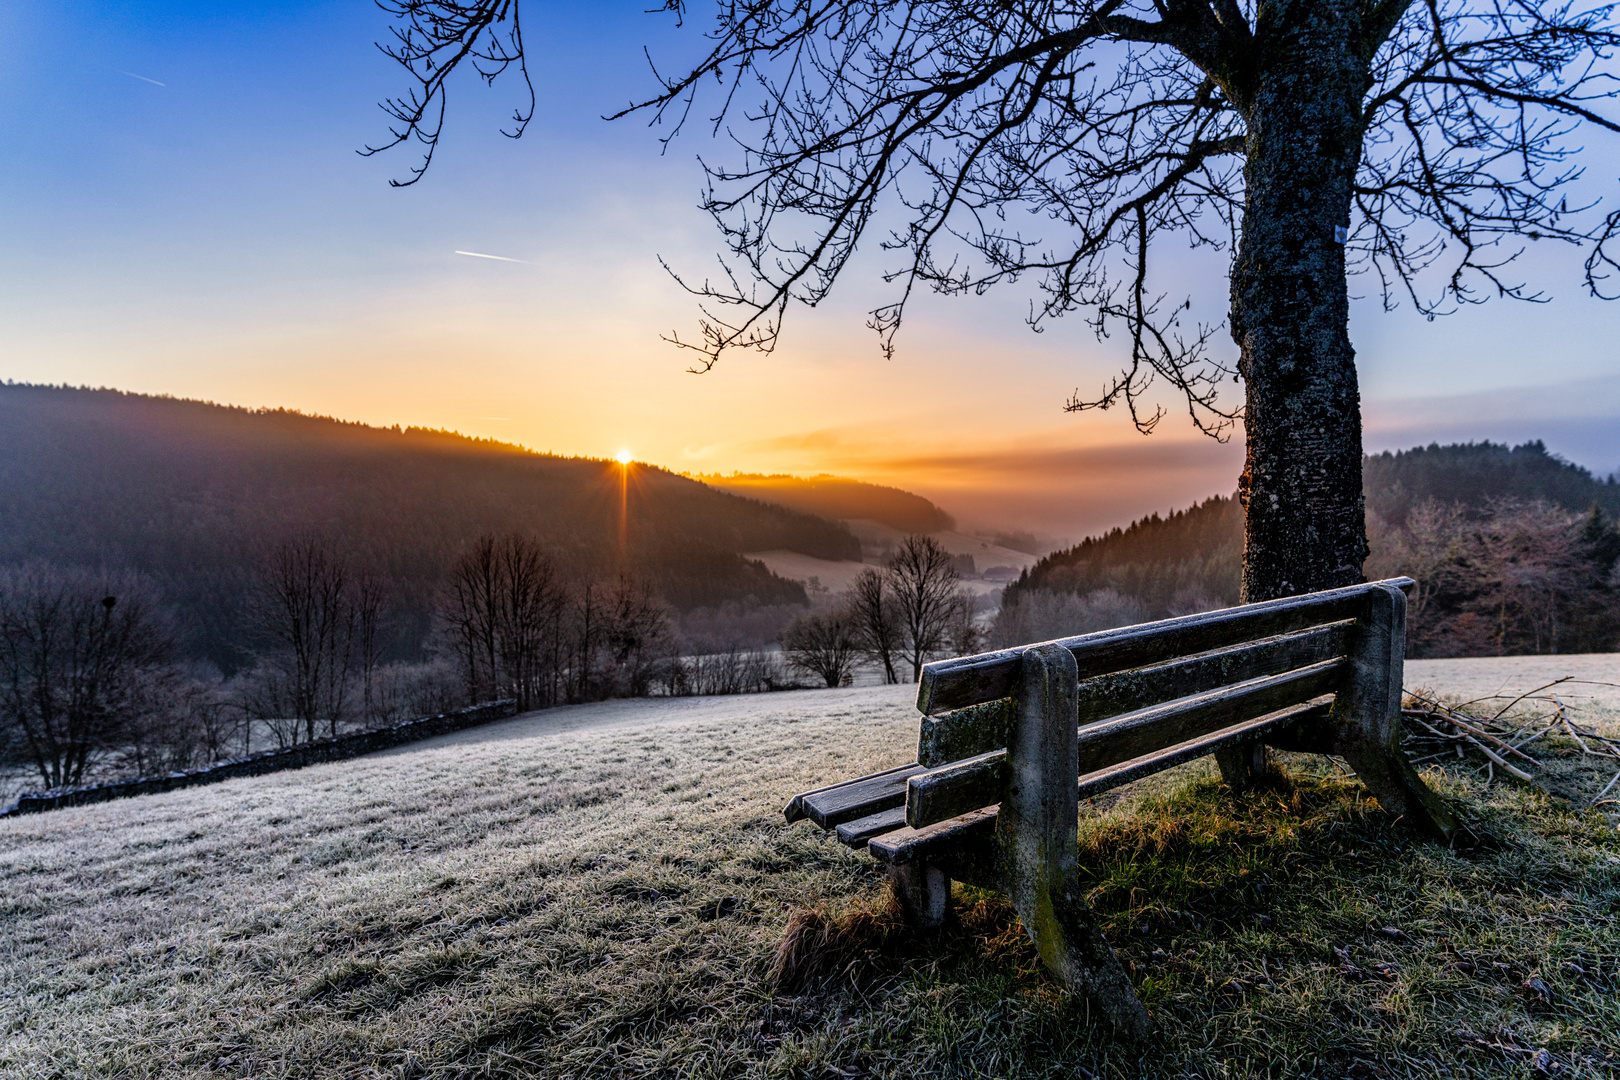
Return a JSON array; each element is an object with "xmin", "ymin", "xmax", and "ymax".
[{"xmin": 2, "ymin": 662, "xmax": 1618, "ymax": 1079}]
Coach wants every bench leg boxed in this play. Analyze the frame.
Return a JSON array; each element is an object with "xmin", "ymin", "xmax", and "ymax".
[
  {"xmin": 1337, "ymin": 584, "xmax": 1461, "ymax": 844},
  {"xmin": 888, "ymin": 861, "xmax": 949, "ymax": 931},
  {"xmin": 1214, "ymin": 741, "xmax": 1268, "ymax": 793},
  {"xmin": 1001, "ymin": 644, "xmax": 1153, "ymax": 1039}
]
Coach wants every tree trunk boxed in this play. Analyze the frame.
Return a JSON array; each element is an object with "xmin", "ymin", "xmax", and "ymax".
[{"xmin": 1232, "ymin": 0, "xmax": 1370, "ymax": 604}]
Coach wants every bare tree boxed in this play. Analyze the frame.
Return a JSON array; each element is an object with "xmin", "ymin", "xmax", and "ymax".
[
  {"xmin": 0, "ymin": 566, "xmax": 172, "ymax": 789},
  {"xmin": 369, "ymin": 2, "xmax": 1620, "ymax": 603},
  {"xmin": 846, "ymin": 567, "xmax": 902, "ymax": 684},
  {"xmin": 441, "ymin": 534, "xmax": 570, "ymax": 710},
  {"xmin": 888, "ymin": 534, "xmax": 966, "ymax": 681},
  {"xmin": 781, "ymin": 608, "xmax": 861, "ymax": 688},
  {"xmin": 255, "ymin": 536, "xmax": 358, "ymax": 743},
  {"xmin": 444, "ymin": 534, "xmax": 503, "ymax": 704},
  {"xmin": 353, "ymin": 571, "xmax": 387, "ymax": 725},
  {"xmin": 604, "ymin": 575, "xmax": 674, "ymax": 697}
]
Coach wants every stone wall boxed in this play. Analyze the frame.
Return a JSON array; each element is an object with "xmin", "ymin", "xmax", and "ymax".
[{"xmin": 0, "ymin": 699, "xmax": 519, "ymax": 817}]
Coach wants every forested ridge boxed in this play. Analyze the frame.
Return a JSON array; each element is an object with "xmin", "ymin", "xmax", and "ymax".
[
  {"xmin": 690, "ymin": 472, "xmax": 955, "ymax": 533},
  {"xmin": 1002, "ymin": 442, "xmax": 1620, "ymax": 657},
  {"xmin": 0, "ymin": 384, "xmax": 859, "ymax": 670}
]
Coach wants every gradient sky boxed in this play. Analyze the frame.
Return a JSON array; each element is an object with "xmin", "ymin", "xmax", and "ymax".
[{"xmin": 4, "ymin": 2, "xmax": 1619, "ymax": 540}]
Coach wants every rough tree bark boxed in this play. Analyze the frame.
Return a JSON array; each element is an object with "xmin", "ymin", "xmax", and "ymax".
[{"xmin": 1233, "ymin": 0, "xmax": 1371, "ymax": 602}]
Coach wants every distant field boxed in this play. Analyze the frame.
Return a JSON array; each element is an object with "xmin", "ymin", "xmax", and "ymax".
[{"xmin": 3, "ymin": 663, "xmax": 1618, "ymax": 1079}]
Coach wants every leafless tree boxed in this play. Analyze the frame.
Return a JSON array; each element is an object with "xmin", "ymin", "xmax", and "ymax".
[
  {"xmin": 370, "ymin": 1, "xmax": 1620, "ymax": 604},
  {"xmin": 1367, "ymin": 497, "xmax": 1619, "ymax": 655},
  {"xmin": 603, "ymin": 575, "xmax": 675, "ymax": 697},
  {"xmin": 889, "ymin": 534, "xmax": 967, "ymax": 681},
  {"xmin": 442, "ymin": 534, "xmax": 570, "ymax": 710},
  {"xmin": 0, "ymin": 565, "xmax": 172, "ymax": 789},
  {"xmin": 846, "ymin": 567, "xmax": 902, "ymax": 683},
  {"xmin": 353, "ymin": 571, "xmax": 387, "ymax": 725},
  {"xmin": 444, "ymin": 534, "xmax": 503, "ymax": 704},
  {"xmin": 255, "ymin": 536, "xmax": 359, "ymax": 743},
  {"xmin": 781, "ymin": 608, "xmax": 861, "ymax": 687}
]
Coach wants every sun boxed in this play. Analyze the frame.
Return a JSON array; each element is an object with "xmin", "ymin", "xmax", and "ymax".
[{"xmin": 615, "ymin": 449, "xmax": 632, "ymax": 465}]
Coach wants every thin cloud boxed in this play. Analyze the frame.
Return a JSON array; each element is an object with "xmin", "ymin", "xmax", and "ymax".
[
  {"xmin": 116, "ymin": 70, "xmax": 165, "ymax": 86},
  {"xmin": 454, "ymin": 250, "xmax": 527, "ymax": 263}
]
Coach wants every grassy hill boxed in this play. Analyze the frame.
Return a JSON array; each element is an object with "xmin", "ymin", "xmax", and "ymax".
[
  {"xmin": 0, "ymin": 385, "xmax": 862, "ymax": 669},
  {"xmin": 1, "ymin": 669, "xmax": 1616, "ymax": 1078}
]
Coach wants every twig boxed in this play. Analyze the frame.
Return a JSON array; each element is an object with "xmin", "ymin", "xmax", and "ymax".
[
  {"xmin": 1592, "ymin": 769, "xmax": 1620, "ymax": 806},
  {"xmin": 1436, "ymin": 709, "xmax": 1542, "ymax": 767},
  {"xmin": 1508, "ymin": 718, "xmax": 1560, "ymax": 751},
  {"xmin": 1465, "ymin": 736, "xmax": 1533, "ymax": 783},
  {"xmin": 1488, "ymin": 677, "xmax": 1574, "ymax": 722},
  {"xmin": 1560, "ymin": 712, "xmax": 1595, "ymax": 756}
]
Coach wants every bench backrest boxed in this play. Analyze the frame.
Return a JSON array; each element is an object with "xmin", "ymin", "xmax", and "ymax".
[{"xmin": 902, "ymin": 577, "xmax": 1415, "ymax": 830}]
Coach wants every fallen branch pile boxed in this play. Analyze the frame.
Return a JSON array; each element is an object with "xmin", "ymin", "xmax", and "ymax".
[{"xmin": 1402, "ymin": 677, "xmax": 1620, "ymax": 808}]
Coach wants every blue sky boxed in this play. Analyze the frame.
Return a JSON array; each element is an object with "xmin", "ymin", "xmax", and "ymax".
[{"xmin": 3, "ymin": 2, "xmax": 1618, "ymax": 538}]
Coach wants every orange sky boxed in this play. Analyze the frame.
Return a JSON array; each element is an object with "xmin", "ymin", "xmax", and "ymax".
[{"xmin": 4, "ymin": 3, "xmax": 1617, "ymax": 543}]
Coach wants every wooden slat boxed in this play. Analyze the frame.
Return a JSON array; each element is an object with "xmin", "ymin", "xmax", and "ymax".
[
  {"xmin": 872, "ymin": 699, "xmax": 1335, "ymax": 854},
  {"xmin": 905, "ymin": 750, "xmax": 1007, "ymax": 829},
  {"xmin": 1075, "ymin": 698, "xmax": 1333, "ymax": 800},
  {"xmin": 916, "ymin": 622, "xmax": 1353, "ymax": 766},
  {"xmin": 1074, "ymin": 659, "xmax": 1345, "ymax": 775},
  {"xmin": 799, "ymin": 763, "xmax": 927, "ymax": 829},
  {"xmin": 898, "ymin": 662, "xmax": 1344, "ymax": 830},
  {"xmin": 1075, "ymin": 621, "xmax": 1352, "ymax": 726},
  {"xmin": 834, "ymin": 806, "xmax": 907, "ymax": 848},
  {"xmin": 783, "ymin": 761, "xmax": 921, "ymax": 823},
  {"xmin": 917, "ymin": 577, "xmax": 1413, "ymax": 715},
  {"xmin": 918, "ymin": 698, "xmax": 1014, "ymax": 770},
  {"xmin": 867, "ymin": 806, "xmax": 998, "ymax": 867}
]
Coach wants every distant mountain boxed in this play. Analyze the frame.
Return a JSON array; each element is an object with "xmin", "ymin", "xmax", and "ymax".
[
  {"xmin": 1008, "ymin": 439, "xmax": 1620, "ymax": 614},
  {"xmin": 0, "ymin": 385, "xmax": 860, "ymax": 670},
  {"xmin": 690, "ymin": 472, "xmax": 955, "ymax": 534}
]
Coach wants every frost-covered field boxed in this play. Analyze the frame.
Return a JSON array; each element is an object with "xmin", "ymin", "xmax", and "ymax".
[{"xmin": 3, "ymin": 662, "xmax": 1618, "ymax": 1079}]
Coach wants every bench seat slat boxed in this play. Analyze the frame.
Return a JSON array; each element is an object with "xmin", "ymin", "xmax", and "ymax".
[
  {"xmin": 905, "ymin": 750, "xmax": 1007, "ymax": 829},
  {"xmin": 783, "ymin": 761, "xmax": 922, "ymax": 823},
  {"xmin": 917, "ymin": 577, "xmax": 1412, "ymax": 715},
  {"xmin": 867, "ymin": 806, "xmax": 998, "ymax": 866},
  {"xmin": 876, "ymin": 697, "xmax": 1334, "ymax": 863},
  {"xmin": 834, "ymin": 806, "xmax": 907, "ymax": 849},
  {"xmin": 904, "ymin": 661, "xmax": 1345, "ymax": 830},
  {"xmin": 799, "ymin": 763, "xmax": 928, "ymax": 829},
  {"xmin": 916, "ymin": 621, "xmax": 1355, "ymax": 767}
]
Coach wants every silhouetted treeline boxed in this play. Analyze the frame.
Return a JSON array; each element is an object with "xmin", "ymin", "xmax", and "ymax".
[
  {"xmin": 1366, "ymin": 440, "xmax": 1620, "ymax": 525},
  {"xmin": 0, "ymin": 384, "xmax": 858, "ymax": 671},
  {"xmin": 999, "ymin": 441, "xmax": 1620, "ymax": 656}
]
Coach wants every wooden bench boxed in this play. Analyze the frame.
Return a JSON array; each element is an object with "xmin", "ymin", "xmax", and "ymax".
[{"xmin": 783, "ymin": 577, "xmax": 1457, "ymax": 1036}]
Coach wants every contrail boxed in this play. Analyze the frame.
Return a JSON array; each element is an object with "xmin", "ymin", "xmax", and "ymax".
[
  {"xmin": 116, "ymin": 70, "xmax": 165, "ymax": 86},
  {"xmin": 455, "ymin": 250, "xmax": 526, "ymax": 263}
]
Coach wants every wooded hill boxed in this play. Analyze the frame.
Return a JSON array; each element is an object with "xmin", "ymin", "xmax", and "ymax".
[
  {"xmin": 1003, "ymin": 441, "xmax": 1620, "ymax": 656},
  {"xmin": 0, "ymin": 385, "xmax": 861, "ymax": 670},
  {"xmin": 1364, "ymin": 440, "xmax": 1620, "ymax": 523},
  {"xmin": 689, "ymin": 472, "xmax": 956, "ymax": 533}
]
